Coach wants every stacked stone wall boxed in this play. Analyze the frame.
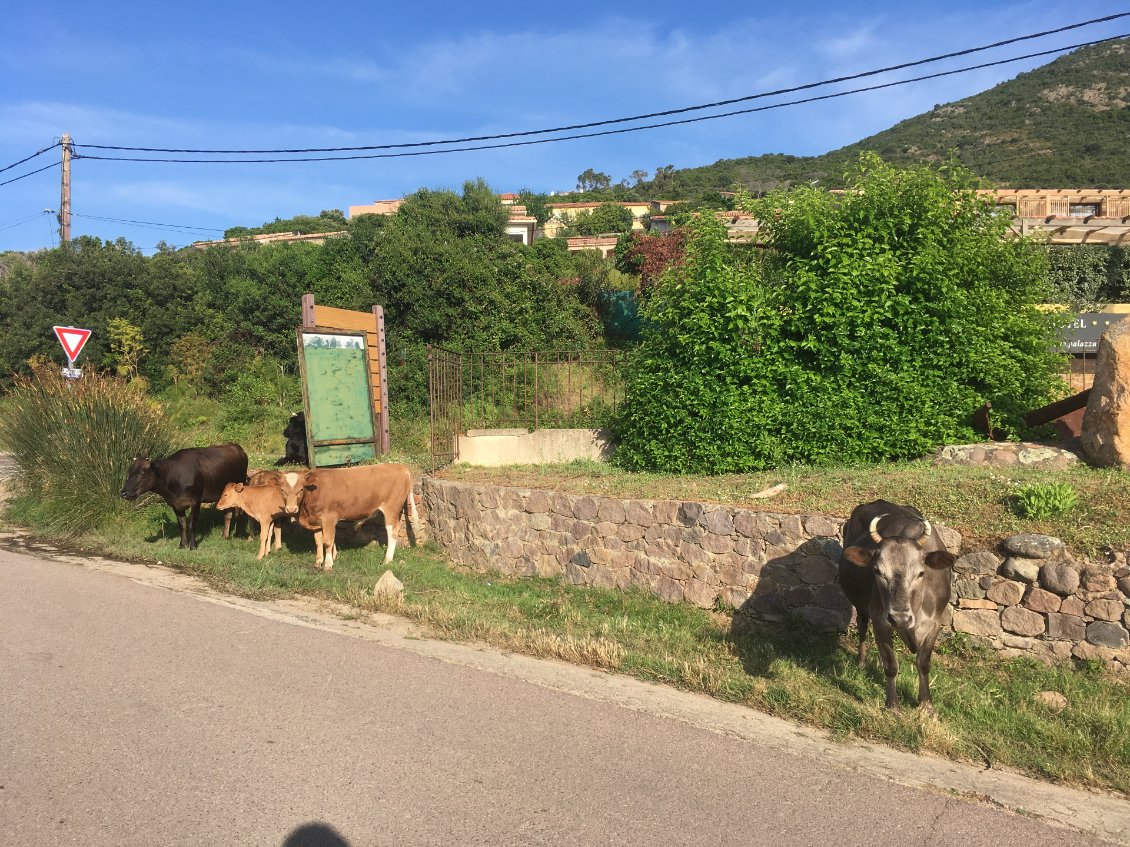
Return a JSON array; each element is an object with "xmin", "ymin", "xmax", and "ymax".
[{"xmin": 422, "ymin": 477, "xmax": 1130, "ymax": 672}]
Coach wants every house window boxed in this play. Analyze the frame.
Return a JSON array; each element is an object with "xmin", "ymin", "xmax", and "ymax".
[{"xmin": 1070, "ymin": 203, "xmax": 1100, "ymax": 217}]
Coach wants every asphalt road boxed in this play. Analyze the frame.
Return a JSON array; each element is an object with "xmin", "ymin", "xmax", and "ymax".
[{"xmin": 0, "ymin": 544, "xmax": 1122, "ymax": 847}]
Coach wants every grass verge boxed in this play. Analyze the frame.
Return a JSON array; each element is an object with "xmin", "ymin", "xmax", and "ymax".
[{"xmin": 5, "ymin": 495, "xmax": 1128, "ymax": 798}]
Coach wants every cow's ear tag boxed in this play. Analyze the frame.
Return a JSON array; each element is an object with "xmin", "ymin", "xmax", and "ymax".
[{"xmin": 842, "ymin": 546, "xmax": 875, "ymax": 567}]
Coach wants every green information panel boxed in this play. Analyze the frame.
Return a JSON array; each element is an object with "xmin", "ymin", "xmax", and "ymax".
[{"xmin": 298, "ymin": 330, "xmax": 378, "ymax": 467}]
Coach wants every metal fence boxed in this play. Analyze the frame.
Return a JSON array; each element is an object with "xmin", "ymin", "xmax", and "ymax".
[{"xmin": 427, "ymin": 346, "xmax": 626, "ymax": 471}]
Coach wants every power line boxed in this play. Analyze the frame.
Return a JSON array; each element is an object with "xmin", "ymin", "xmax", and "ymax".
[
  {"xmin": 0, "ymin": 161, "xmax": 59, "ymax": 187},
  {"xmin": 71, "ymin": 34, "xmax": 1130, "ymax": 166},
  {"xmin": 71, "ymin": 212, "xmax": 225, "ymax": 234},
  {"xmin": 73, "ymin": 13, "xmax": 1130, "ymax": 156},
  {"xmin": 0, "ymin": 142, "xmax": 60, "ymax": 175},
  {"xmin": 0, "ymin": 211, "xmax": 51, "ymax": 233}
]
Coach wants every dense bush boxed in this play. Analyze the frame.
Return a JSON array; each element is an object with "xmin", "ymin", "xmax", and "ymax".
[
  {"xmin": 0, "ymin": 368, "xmax": 174, "ymax": 534},
  {"xmin": 615, "ymin": 155, "xmax": 1067, "ymax": 473}
]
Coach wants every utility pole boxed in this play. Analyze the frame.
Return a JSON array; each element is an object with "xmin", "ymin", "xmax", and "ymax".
[{"xmin": 60, "ymin": 133, "xmax": 73, "ymax": 243}]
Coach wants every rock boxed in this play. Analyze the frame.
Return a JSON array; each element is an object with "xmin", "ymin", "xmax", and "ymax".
[
  {"xmin": 1081, "ymin": 569, "xmax": 1116, "ymax": 593},
  {"xmin": 1046, "ymin": 613, "xmax": 1086, "ymax": 641},
  {"xmin": 959, "ymin": 598, "xmax": 998, "ymax": 610},
  {"xmin": 952, "ymin": 609, "xmax": 1003, "ymax": 638},
  {"xmin": 1086, "ymin": 621, "xmax": 1130, "ymax": 649},
  {"xmin": 1001, "ymin": 605, "xmax": 1045, "ymax": 637},
  {"xmin": 954, "ymin": 551, "xmax": 1000, "ymax": 575},
  {"xmin": 796, "ymin": 556, "xmax": 837, "ymax": 585},
  {"xmin": 803, "ymin": 515, "xmax": 840, "ymax": 537},
  {"xmin": 954, "ymin": 577, "xmax": 986, "ymax": 600},
  {"xmin": 1033, "ymin": 691, "xmax": 1069, "ymax": 712},
  {"xmin": 701, "ymin": 509, "xmax": 734, "ymax": 536},
  {"xmin": 1002, "ymin": 534, "xmax": 1064, "ymax": 559},
  {"xmin": 677, "ymin": 502, "xmax": 704, "ymax": 527},
  {"xmin": 1118, "ymin": 575, "xmax": 1130, "ymax": 597},
  {"xmin": 1000, "ymin": 557, "xmax": 1041, "ymax": 583},
  {"xmin": 934, "ymin": 525, "xmax": 963, "ymax": 555},
  {"xmin": 1040, "ymin": 561, "xmax": 1081, "ymax": 597},
  {"xmin": 1023, "ymin": 587, "xmax": 1062, "ymax": 614},
  {"xmin": 1085, "ymin": 599, "xmax": 1125, "ymax": 622},
  {"xmin": 986, "ymin": 579, "xmax": 1025, "ymax": 606},
  {"xmin": 796, "ymin": 607, "xmax": 847, "ymax": 631},
  {"xmin": 373, "ymin": 570, "xmax": 404, "ymax": 599},
  {"xmin": 1081, "ymin": 317, "xmax": 1130, "ymax": 469},
  {"xmin": 1060, "ymin": 596, "xmax": 1086, "ymax": 617}
]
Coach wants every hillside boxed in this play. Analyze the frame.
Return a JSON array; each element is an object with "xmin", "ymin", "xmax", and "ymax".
[{"xmin": 642, "ymin": 38, "xmax": 1130, "ymax": 196}]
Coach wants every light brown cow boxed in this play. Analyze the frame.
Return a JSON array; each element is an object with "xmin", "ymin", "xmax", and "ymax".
[
  {"xmin": 217, "ymin": 482, "xmax": 287, "ymax": 561},
  {"xmin": 242, "ymin": 469, "xmax": 308, "ymax": 551},
  {"xmin": 296, "ymin": 464, "xmax": 418, "ymax": 571}
]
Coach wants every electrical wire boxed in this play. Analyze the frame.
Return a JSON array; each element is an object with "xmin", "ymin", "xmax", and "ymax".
[
  {"xmin": 71, "ymin": 212, "xmax": 225, "ymax": 233},
  {"xmin": 0, "ymin": 211, "xmax": 51, "ymax": 233},
  {"xmin": 0, "ymin": 161, "xmax": 59, "ymax": 187},
  {"xmin": 73, "ymin": 13, "xmax": 1130, "ymax": 156},
  {"xmin": 71, "ymin": 34, "xmax": 1130, "ymax": 166},
  {"xmin": 0, "ymin": 142, "xmax": 60, "ymax": 175}
]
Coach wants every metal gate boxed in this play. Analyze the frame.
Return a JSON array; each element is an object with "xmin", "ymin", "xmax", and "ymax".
[{"xmin": 427, "ymin": 346, "xmax": 625, "ymax": 471}]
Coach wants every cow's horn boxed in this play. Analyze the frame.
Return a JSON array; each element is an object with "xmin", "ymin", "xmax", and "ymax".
[
  {"xmin": 919, "ymin": 519, "xmax": 933, "ymax": 546},
  {"xmin": 869, "ymin": 515, "xmax": 886, "ymax": 544}
]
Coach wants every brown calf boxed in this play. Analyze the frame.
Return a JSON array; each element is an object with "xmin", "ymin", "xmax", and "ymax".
[
  {"xmin": 297, "ymin": 464, "xmax": 418, "ymax": 571},
  {"xmin": 217, "ymin": 482, "xmax": 286, "ymax": 561},
  {"xmin": 241, "ymin": 469, "xmax": 308, "ymax": 551}
]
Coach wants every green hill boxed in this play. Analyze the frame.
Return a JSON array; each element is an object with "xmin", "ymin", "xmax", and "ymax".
[{"xmin": 643, "ymin": 38, "xmax": 1130, "ymax": 196}]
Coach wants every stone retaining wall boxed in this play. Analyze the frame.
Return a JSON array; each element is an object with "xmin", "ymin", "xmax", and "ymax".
[{"xmin": 422, "ymin": 477, "xmax": 1130, "ymax": 672}]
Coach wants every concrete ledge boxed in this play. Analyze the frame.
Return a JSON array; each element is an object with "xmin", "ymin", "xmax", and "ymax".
[{"xmin": 456, "ymin": 428, "xmax": 615, "ymax": 466}]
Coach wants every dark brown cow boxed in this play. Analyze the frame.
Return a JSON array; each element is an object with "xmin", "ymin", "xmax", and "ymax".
[
  {"xmin": 837, "ymin": 499, "xmax": 956, "ymax": 713},
  {"xmin": 120, "ymin": 443, "xmax": 248, "ymax": 550},
  {"xmin": 296, "ymin": 464, "xmax": 418, "ymax": 571}
]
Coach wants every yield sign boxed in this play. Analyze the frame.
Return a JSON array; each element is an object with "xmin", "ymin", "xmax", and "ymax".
[{"xmin": 53, "ymin": 325, "xmax": 92, "ymax": 363}]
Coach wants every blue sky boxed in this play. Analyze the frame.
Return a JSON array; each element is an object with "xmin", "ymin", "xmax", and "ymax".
[{"xmin": 2, "ymin": 1, "xmax": 1128, "ymax": 252}]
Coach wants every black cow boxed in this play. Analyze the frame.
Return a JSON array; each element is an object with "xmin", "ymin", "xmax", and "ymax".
[
  {"xmin": 837, "ymin": 499, "xmax": 956, "ymax": 713},
  {"xmin": 121, "ymin": 443, "xmax": 249, "ymax": 550},
  {"xmin": 275, "ymin": 411, "xmax": 308, "ymax": 466}
]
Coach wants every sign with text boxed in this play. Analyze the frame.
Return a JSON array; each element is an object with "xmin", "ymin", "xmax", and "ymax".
[
  {"xmin": 1062, "ymin": 313, "xmax": 1128, "ymax": 354},
  {"xmin": 53, "ymin": 326, "xmax": 92, "ymax": 363}
]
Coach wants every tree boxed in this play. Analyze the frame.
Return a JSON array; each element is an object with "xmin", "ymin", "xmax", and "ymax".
[
  {"xmin": 631, "ymin": 169, "xmax": 649, "ymax": 185},
  {"xmin": 517, "ymin": 189, "xmax": 552, "ymax": 226},
  {"xmin": 576, "ymin": 169, "xmax": 612, "ymax": 193},
  {"xmin": 614, "ymin": 155, "xmax": 1066, "ymax": 473},
  {"xmin": 615, "ymin": 229, "xmax": 687, "ymax": 294},
  {"xmin": 107, "ymin": 318, "xmax": 146, "ymax": 382},
  {"xmin": 564, "ymin": 203, "xmax": 633, "ymax": 237}
]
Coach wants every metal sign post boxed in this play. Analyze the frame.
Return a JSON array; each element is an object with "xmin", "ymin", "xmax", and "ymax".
[{"xmin": 53, "ymin": 325, "xmax": 92, "ymax": 379}]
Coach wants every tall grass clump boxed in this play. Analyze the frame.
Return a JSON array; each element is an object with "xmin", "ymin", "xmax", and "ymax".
[{"xmin": 0, "ymin": 367, "xmax": 174, "ymax": 534}]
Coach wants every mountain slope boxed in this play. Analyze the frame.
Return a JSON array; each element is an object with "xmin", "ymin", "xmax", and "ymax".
[{"xmin": 643, "ymin": 38, "xmax": 1130, "ymax": 196}]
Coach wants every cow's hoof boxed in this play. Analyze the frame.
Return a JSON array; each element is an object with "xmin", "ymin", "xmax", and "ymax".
[{"xmin": 918, "ymin": 702, "xmax": 938, "ymax": 719}]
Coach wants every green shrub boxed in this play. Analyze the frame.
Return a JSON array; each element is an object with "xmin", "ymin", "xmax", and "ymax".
[
  {"xmin": 0, "ymin": 367, "xmax": 174, "ymax": 534},
  {"xmin": 1012, "ymin": 482, "xmax": 1078, "ymax": 520},
  {"xmin": 614, "ymin": 154, "xmax": 1067, "ymax": 473}
]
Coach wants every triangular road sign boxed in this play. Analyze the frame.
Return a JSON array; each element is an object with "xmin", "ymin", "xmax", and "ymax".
[{"xmin": 53, "ymin": 326, "xmax": 92, "ymax": 362}]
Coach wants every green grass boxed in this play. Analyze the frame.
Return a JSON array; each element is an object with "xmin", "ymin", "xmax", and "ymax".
[
  {"xmin": 441, "ymin": 459, "xmax": 1130, "ymax": 554},
  {"xmin": 9, "ymin": 496, "xmax": 1129, "ymax": 797}
]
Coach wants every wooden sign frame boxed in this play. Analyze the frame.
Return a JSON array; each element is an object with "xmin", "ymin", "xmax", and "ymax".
[{"xmin": 301, "ymin": 293, "xmax": 391, "ymax": 454}]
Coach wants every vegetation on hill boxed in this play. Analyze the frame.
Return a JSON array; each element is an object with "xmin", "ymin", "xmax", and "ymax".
[
  {"xmin": 632, "ymin": 38, "xmax": 1130, "ymax": 197},
  {"xmin": 0, "ymin": 181, "xmax": 608, "ymax": 423},
  {"xmin": 224, "ymin": 208, "xmax": 349, "ymax": 238}
]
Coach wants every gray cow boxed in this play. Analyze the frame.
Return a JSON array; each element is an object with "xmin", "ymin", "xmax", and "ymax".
[{"xmin": 837, "ymin": 500, "xmax": 956, "ymax": 713}]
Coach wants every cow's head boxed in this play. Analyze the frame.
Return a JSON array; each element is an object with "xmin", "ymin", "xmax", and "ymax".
[
  {"xmin": 278, "ymin": 471, "xmax": 307, "ymax": 517},
  {"xmin": 121, "ymin": 456, "xmax": 157, "ymax": 500},
  {"xmin": 843, "ymin": 515, "xmax": 955, "ymax": 636},
  {"xmin": 216, "ymin": 482, "xmax": 244, "ymax": 511}
]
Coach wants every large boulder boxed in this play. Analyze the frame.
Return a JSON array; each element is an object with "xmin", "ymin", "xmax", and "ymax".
[{"xmin": 1081, "ymin": 318, "xmax": 1130, "ymax": 469}]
